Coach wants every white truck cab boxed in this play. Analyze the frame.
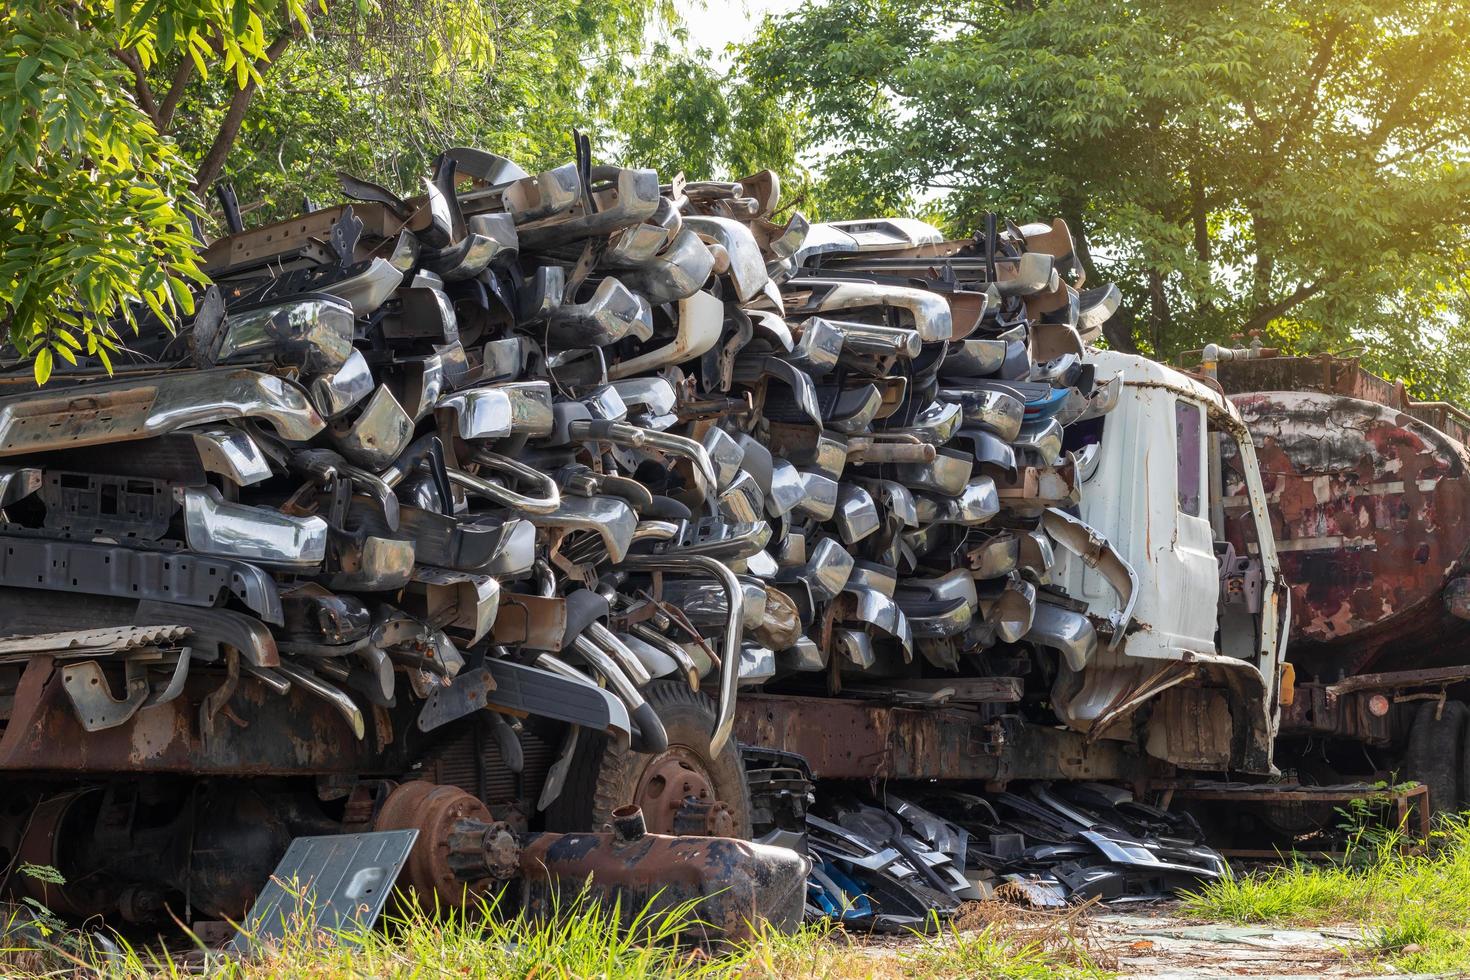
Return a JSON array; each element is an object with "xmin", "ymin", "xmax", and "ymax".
[{"xmin": 1050, "ymin": 350, "xmax": 1287, "ymax": 773}]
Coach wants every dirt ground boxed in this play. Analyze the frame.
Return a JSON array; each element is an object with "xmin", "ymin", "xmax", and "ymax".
[{"xmin": 851, "ymin": 899, "xmax": 1446, "ymax": 980}]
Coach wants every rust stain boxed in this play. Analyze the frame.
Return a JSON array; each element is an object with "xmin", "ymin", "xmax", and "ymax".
[
  {"xmin": 128, "ymin": 704, "xmax": 186, "ymax": 764},
  {"xmin": 0, "ymin": 668, "xmax": 401, "ymax": 775},
  {"xmin": 1216, "ymin": 356, "xmax": 1470, "ymax": 677},
  {"xmin": 730, "ymin": 693, "xmax": 1140, "ymax": 783}
]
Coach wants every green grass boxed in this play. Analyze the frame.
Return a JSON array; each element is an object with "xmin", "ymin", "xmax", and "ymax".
[
  {"xmin": 0, "ymin": 887, "xmax": 1116, "ymax": 979},
  {"xmin": 1181, "ymin": 815, "xmax": 1470, "ymax": 974},
  {"xmin": 898, "ymin": 917, "xmax": 1114, "ymax": 980}
]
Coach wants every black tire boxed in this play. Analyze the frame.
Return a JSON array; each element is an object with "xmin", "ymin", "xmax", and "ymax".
[
  {"xmin": 1403, "ymin": 699, "xmax": 1466, "ymax": 819},
  {"xmin": 543, "ymin": 680, "xmax": 753, "ymax": 837}
]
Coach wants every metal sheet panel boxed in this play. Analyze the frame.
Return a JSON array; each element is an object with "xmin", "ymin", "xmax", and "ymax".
[{"xmin": 228, "ymin": 830, "xmax": 418, "ymax": 956}]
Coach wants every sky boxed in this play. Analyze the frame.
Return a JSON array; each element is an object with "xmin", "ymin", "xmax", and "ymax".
[{"xmin": 673, "ymin": 0, "xmax": 802, "ymax": 65}]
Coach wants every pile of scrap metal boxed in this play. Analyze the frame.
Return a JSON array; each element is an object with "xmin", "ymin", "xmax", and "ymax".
[
  {"xmin": 927, "ymin": 783, "xmax": 1223, "ymax": 909},
  {"xmin": 746, "ymin": 755, "xmax": 1221, "ymax": 930},
  {"xmin": 778, "ymin": 214, "xmax": 1128, "ymax": 684},
  {"xmin": 0, "ymin": 143, "xmax": 1141, "ymax": 932}
]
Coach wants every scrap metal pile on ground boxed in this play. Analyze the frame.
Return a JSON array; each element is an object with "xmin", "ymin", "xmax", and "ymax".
[
  {"xmin": 801, "ymin": 782, "xmax": 1224, "ymax": 927},
  {"xmin": 747, "ymin": 753, "xmax": 1222, "ymax": 930},
  {"xmin": 0, "ymin": 145, "xmax": 1219, "ymax": 928}
]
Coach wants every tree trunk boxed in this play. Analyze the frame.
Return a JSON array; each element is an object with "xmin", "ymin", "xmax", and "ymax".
[
  {"xmin": 1146, "ymin": 269, "xmax": 1172, "ymax": 356},
  {"xmin": 1189, "ymin": 160, "xmax": 1210, "ymax": 264},
  {"xmin": 1061, "ymin": 203, "xmax": 1139, "ymax": 353},
  {"xmin": 1060, "ymin": 203, "xmax": 1102, "ymax": 286},
  {"xmin": 1103, "ymin": 302, "xmax": 1141, "ymax": 354},
  {"xmin": 191, "ymin": 29, "xmax": 296, "ymax": 194}
]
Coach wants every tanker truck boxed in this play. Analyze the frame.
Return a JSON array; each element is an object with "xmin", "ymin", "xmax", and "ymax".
[{"xmin": 1204, "ymin": 346, "xmax": 1470, "ymax": 834}]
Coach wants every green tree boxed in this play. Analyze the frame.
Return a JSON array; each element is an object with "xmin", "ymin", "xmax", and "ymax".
[
  {"xmin": 739, "ymin": 0, "xmax": 1470, "ymax": 398},
  {"xmin": 600, "ymin": 42, "xmax": 802, "ymax": 182},
  {"xmin": 170, "ymin": 0, "xmax": 679, "ymax": 226},
  {"xmin": 0, "ymin": 0, "xmax": 313, "ymax": 382},
  {"xmin": 0, "ymin": 0, "xmax": 684, "ymax": 380}
]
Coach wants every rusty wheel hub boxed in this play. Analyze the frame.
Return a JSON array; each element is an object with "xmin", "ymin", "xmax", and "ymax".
[
  {"xmin": 374, "ymin": 781, "xmax": 495, "ymax": 905},
  {"xmin": 633, "ymin": 748, "xmax": 734, "ymax": 837},
  {"xmin": 13, "ymin": 793, "xmax": 89, "ymax": 917}
]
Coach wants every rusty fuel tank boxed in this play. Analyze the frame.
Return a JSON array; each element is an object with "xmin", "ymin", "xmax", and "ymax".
[
  {"xmin": 370, "ymin": 783, "xmax": 809, "ymax": 943},
  {"xmin": 1212, "ymin": 354, "xmax": 1470, "ymax": 680},
  {"xmin": 517, "ymin": 805, "xmax": 809, "ymax": 943}
]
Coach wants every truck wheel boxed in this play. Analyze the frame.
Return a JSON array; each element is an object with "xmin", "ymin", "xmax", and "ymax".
[
  {"xmin": 1403, "ymin": 700, "xmax": 1466, "ymax": 819},
  {"xmin": 544, "ymin": 680, "xmax": 752, "ymax": 838}
]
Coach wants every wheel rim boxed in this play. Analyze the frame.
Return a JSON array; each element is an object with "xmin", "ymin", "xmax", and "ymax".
[{"xmin": 632, "ymin": 745, "xmax": 735, "ymax": 837}]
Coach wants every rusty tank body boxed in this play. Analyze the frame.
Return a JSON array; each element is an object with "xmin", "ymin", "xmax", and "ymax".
[{"xmin": 1211, "ymin": 352, "xmax": 1470, "ymax": 684}]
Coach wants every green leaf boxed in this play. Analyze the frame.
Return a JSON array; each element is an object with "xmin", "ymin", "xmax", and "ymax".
[
  {"xmin": 158, "ymin": 10, "xmax": 175, "ymax": 53},
  {"xmin": 19, "ymin": 863, "xmax": 64, "ymax": 885},
  {"xmin": 188, "ymin": 40, "xmax": 208, "ymax": 81},
  {"xmin": 140, "ymin": 286, "xmax": 165, "ymax": 322},
  {"xmin": 125, "ymin": 0, "xmax": 162, "ymax": 38},
  {"xmin": 15, "ymin": 56, "xmax": 40, "ymax": 91},
  {"xmin": 32, "ymin": 347, "xmax": 51, "ymax": 385},
  {"xmin": 165, "ymin": 275, "xmax": 194, "ymax": 315}
]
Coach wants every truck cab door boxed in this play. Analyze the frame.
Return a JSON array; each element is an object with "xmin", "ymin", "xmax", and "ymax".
[
  {"xmin": 1169, "ymin": 399, "xmax": 1224, "ymax": 654},
  {"xmin": 1216, "ymin": 422, "xmax": 1286, "ymax": 729}
]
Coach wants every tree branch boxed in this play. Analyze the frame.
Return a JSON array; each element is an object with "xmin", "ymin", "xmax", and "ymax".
[
  {"xmin": 1284, "ymin": 20, "xmax": 1345, "ymax": 137},
  {"xmin": 114, "ymin": 47, "xmax": 161, "ymax": 130},
  {"xmin": 1240, "ymin": 97, "xmax": 1271, "ymax": 148},
  {"xmin": 1362, "ymin": 33, "xmax": 1460, "ymax": 154},
  {"xmin": 1146, "ymin": 269, "xmax": 1172, "ymax": 355},
  {"xmin": 1240, "ymin": 278, "xmax": 1332, "ymax": 334},
  {"xmin": 157, "ymin": 57, "xmax": 196, "ymax": 133},
  {"xmin": 192, "ymin": 28, "xmax": 297, "ymax": 194},
  {"xmin": 1189, "ymin": 155, "xmax": 1210, "ymax": 264}
]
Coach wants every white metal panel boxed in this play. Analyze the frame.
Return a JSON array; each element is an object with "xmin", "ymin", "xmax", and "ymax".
[{"xmin": 1056, "ymin": 351, "xmax": 1216, "ymax": 660}]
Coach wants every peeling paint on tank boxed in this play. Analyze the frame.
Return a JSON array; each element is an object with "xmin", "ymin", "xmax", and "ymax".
[{"xmin": 1220, "ymin": 381, "xmax": 1470, "ymax": 676}]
